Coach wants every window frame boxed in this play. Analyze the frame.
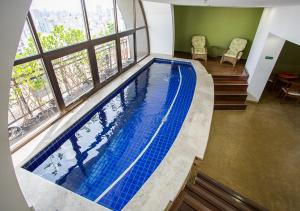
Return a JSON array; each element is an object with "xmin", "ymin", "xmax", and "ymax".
[{"xmin": 11, "ymin": 0, "xmax": 150, "ymax": 152}]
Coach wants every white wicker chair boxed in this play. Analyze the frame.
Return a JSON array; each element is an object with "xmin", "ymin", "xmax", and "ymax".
[
  {"xmin": 221, "ymin": 38, "xmax": 247, "ymax": 67},
  {"xmin": 191, "ymin": 35, "xmax": 207, "ymax": 62}
]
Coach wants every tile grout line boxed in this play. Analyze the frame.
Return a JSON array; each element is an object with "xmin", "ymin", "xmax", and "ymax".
[{"xmin": 94, "ymin": 63, "xmax": 183, "ymax": 203}]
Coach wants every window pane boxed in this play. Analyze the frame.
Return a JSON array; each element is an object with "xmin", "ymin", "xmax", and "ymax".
[
  {"xmin": 8, "ymin": 60, "xmax": 58, "ymax": 145},
  {"xmin": 30, "ymin": 0, "xmax": 87, "ymax": 51},
  {"xmin": 136, "ymin": 0, "xmax": 145, "ymax": 28},
  {"xmin": 117, "ymin": 0, "xmax": 134, "ymax": 32},
  {"xmin": 95, "ymin": 41, "xmax": 118, "ymax": 82},
  {"xmin": 85, "ymin": 0, "xmax": 115, "ymax": 39},
  {"xmin": 136, "ymin": 29, "xmax": 148, "ymax": 61},
  {"xmin": 15, "ymin": 21, "xmax": 38, "ymax": 60},
  {"xmin": 52, "ymin": 50, "xmax": 93, "ymax": 106},
  {"xmin": 120, "ymin": 35, "xmax": 134, "ymax": 69}
]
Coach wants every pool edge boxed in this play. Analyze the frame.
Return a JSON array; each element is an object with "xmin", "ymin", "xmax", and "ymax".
[
  {"xmin": 12, "ymin": 54, "xmax": 214, "ymax": 211},
  {"xmin": 123, "ymin": 55, "xmax": 214, "ymax": 211}
]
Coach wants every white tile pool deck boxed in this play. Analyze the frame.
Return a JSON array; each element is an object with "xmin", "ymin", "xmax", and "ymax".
[{"xmin": 12, "ymin": 55, "xmax": 214, "ymax": 211}]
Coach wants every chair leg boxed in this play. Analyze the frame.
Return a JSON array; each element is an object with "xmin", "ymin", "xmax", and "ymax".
[{"xmin": 220, "ymin": 56, "xmax": 223, "ymax": 64}]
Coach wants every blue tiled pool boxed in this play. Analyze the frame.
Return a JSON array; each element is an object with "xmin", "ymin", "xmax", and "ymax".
[{"xmin": 23, "ymin": 58, "xmax": 196, "ymax": 210}]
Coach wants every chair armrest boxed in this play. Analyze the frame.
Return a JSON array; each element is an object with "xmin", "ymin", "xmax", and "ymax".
[
  {"xmin": 222, "ymin": 48, "xmax": 229, "ymax": 55},
  {"xmin": 236, "ymin": 51, "xmax": 243, "ymax": 59}
]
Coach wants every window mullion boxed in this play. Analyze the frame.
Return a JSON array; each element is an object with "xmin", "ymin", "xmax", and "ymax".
[
  {"xmin": 81, "ymin": 0, "xmax": 91, "ymax": 40},
  {"xmin": 114, "ymin": 0, "xmax": 122, "ymax": 73},
  {"xmin": 27, "ymin": 12, "xmax": 44, "ymax": 54},
  {"xmin": 43, "ymin": 58, "xmax": 66, "ymax": 113},
  {"xmin": 88, "ymin": 46, "xmax": 100, "ymax": 88},
  {"xmin": 139, "ymin": 0, "xmax": 150, "ymax": 55}
]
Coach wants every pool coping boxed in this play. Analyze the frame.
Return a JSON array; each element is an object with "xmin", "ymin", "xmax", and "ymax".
[{"xmin": 12, "ymin": 54, "xmax": 214, "ymax": 211}]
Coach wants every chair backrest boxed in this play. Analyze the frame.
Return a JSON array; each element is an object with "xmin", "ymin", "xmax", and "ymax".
[
  {"xmin": 229, "ymin": 38, "xmax": 247, "ymax": 54},
  {"xmin": 192, "ymin": 35, "xmax": 206, "ymax": 49}
]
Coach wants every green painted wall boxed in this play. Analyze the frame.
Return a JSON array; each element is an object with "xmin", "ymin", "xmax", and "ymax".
[
  {"xmin": 174, "ymin": 6, "xmax": 263, "ymax": 59},
  {"xmin": 273, "ymin": 41, "xmax": 300, "ymax": 74}
]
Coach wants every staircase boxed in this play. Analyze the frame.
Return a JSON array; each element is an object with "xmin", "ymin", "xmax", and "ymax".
[
  {"xmin": 169, "ymin": 172, "xmax": 267, "ymax": 211},
  {"xmin": 213, "ymin": 73, "xmax": 249, "ymax": 110}
]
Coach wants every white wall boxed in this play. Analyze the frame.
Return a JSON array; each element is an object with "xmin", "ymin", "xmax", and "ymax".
[
  {"xmin": 246, "ymin": 5, "xmax": 300, "ymax": 101},
  {"xmin": 0, "ymin": 0, "xmax": 32, "ymax": 211},
  {"xmin": 143, "ymin": 1, "xmax": 174, "ymax": 55},
  {"xmin": 247, "ymin": 34, "xmax": 285, "ymax": 101}
]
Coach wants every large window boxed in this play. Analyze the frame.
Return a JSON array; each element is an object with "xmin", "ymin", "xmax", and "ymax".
[
  {"xmin": 85, "ymin": 0, "xmax": 115, "ymax": 39},
  {"xmin": 117, "ymin": 0, "xmax": 134, "ymax": 32},
  {"xmin": 136, "ymin": 29, "xmax": 148, "ymax": 61},
  {"xmin": 10, "ymin": 0, "xmax": 149, "ymax": 148},
  {"xmin": 8, "ymin": 60, "xmax": 58, "ymax": 144},
  {"xmin": 121, "ymin": 35, "xmax": 135, "ymax": 68},
  {"xmin": 95, "ymin": 41, "xmax": 118, "ymax": 82},
  {"xmin": 30, "ymin": 0, "xmax": 87, "ymax": 51},
  {"xmin": 15, "ymin": 21, "xmax": 39, "ymax": 59},
  {"xmin": 52, "ymin": 50, "xmax": 93, "ymax": 105}
]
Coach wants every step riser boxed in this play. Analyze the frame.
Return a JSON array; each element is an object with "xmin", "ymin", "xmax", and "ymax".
[
  {"xmin": 215, "ymin": 95, "xmax": 247, "ymax": 101},
  {"xmin": 214, "ymin": 85, "xmax": 248, "ymax": 91},
  {"xmin": 213, "ymin": 76, "xmax": 249, "ymax": 81},
  {"xmin": 215, "ymin": 105, "xmax": 247, "ymax": 110}
]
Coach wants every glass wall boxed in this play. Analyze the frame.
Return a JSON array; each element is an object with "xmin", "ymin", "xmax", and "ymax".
[
  {"xmin": 52, "ymin": 50, "xmax": 93, "ymax": 105},
  {"xmin": 121, "ymin": 35, "xmax": 135, "ymax": 68},
  {"xmin": 8, "ymin": 60, "xmax": 58, "ymax": 144},
  {"xmin": 10, "ymin": 0, "xmax": 149, "ymax": 147},
  {"xmin": 95, "ymin": 41, "xmax": 118, "ymax": 82},
  {"xmin": 15, "ymin": 21, "xmax": 38, "ymax": 59},
  {"xmin": 85, "ymin": 0, "xmax": 115, "ymax": 39},
  {"xmin": 30, "ymin": 0, "xmax": 87, "ymax": 51},
  {"xmin": 117, "ymin": 0, "xmax": 134, "ymax": 32},
  {"xmin": 136, "ymin": 29, "xmax": 148, "ymax": 61}
]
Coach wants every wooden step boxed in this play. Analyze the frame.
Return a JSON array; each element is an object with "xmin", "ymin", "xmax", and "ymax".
[
  {"xmin": 186, "ymin": 183, "xmax": 238, "ymax": 210},
  {"xmin": 169, "ymin": 171, "xmax": 267, "ymax": 211},
  {"xmin": 215, "ymin": 90, "xmax": 247, "ymax": 101},
  {"xmin": 196, "ymin": 172, "xmax": 267, "ymax": 211},
  {"xmin": 170, "ymin": 190, "xmax": 212, "ymax": 211},
  {"xmin": 194, "ymin": 177, "xmax": 252, "ymax": 211},
  {"xmin": 213, "ymin": 75, "xmax": 249, "ymax": 81},
  {"xmin": 214, "ymin": 100, "xmax": 247, "ymax": 110},
  {"xmin": 214, "ymin": 82, "xmax": 248, "ymax": 92}
]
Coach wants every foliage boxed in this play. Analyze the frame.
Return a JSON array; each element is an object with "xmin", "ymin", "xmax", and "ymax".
[{"xmin": 11, "ymin": 24, "xmax": 117, "ymax": 125}]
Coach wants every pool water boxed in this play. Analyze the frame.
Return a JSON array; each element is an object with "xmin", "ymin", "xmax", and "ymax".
[{"xmin": 23, "ymin": 58, "xmax": 196, "ymax": 210}]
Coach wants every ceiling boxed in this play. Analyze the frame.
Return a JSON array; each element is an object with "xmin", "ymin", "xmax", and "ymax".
[{"xmin": 143, "ymin": 0, "xmax": 300, "ymax": 7}]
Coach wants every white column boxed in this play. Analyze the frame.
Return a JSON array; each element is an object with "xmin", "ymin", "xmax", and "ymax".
[
  {"xmin": 247, "ymin": 34, "xmax": 285, "ymax": 101},
  {"xmin": 143, "ymin": 1, "xmax": 174, "ymax": 55},
  {"xmin": 0, "ymin": 0, "xmax": 32, "ymax": 210}
]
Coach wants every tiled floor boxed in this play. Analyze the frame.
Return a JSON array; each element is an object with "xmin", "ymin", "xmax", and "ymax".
[{"xmin": 197, "ymin": 91, "xmax": 300, "ymax": 211}]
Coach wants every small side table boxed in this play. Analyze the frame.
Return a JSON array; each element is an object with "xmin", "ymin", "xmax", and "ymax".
[{"xmin": 278, "ymin": 72, "xmax": 299, "ymax": 80}]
